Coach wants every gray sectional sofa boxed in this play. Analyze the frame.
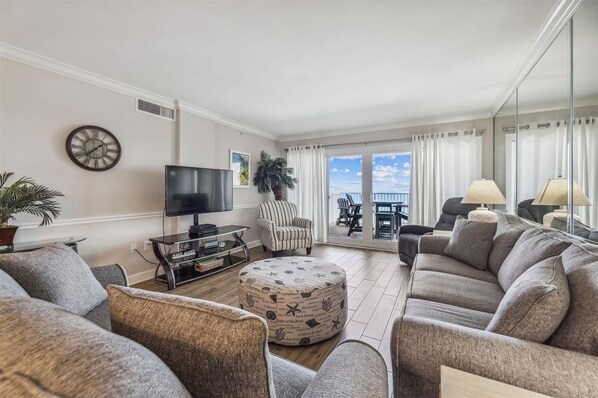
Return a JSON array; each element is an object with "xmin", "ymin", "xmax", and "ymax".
[
  {"xmin": 0, "ymin": 244, "xmax": 387, "ymax": 398},
  {"xmin": 392, "ymin": 214, "xmax": 598, "ymax": 398}
]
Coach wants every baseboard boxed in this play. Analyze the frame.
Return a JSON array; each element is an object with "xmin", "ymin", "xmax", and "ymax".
[
  {"xmin": 129, "ymin": 268, "xmax": 156, "ymax": 286},
  {"xmin": 128, "ymin": 239, "xmax": 262, "ymax": 285}
]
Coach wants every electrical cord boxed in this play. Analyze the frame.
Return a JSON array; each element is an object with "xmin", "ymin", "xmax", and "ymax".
[{"xmin": 134, "ymin": 248, "xmax": 159, "ymax": 265}]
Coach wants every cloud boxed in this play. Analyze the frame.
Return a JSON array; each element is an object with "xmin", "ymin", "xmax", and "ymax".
[
  {"xmin": 399, "ymin": 169, "xmax": 411, "ymax": 176},
  {"xmin": 403, "ymin": 162, "xmax": 411, "ymax": 168},
  {"xmin": 356, "ymin": 172, "xmax": 362, "ymax": 177},
  {"xmin": 373, "ymin": 165, "xmax": 399, "ymax": 179},
  {"xmin": 331, "ymin": 168, "xmax": 339, "ymax": 172}
]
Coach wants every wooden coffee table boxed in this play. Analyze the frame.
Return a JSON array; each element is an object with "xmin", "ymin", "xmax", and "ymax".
[{"xmin": 441, "ymin": 366, "xmax": 553, "ymax": 398}]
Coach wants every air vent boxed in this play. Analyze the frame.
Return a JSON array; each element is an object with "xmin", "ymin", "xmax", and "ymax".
[{"xmin": 136, "ymin": 98, "xmax": 176, "ymax": 121}]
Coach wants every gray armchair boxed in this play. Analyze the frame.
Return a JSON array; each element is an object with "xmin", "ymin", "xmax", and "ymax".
[{"xmin": 85, "ymin": 263, "xmax": 129, "ymax": 330}]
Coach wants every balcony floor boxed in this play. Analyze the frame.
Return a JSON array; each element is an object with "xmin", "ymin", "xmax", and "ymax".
[{"xmin": 328, "ymin": 222, "xmax": 398, "ymax": 242}]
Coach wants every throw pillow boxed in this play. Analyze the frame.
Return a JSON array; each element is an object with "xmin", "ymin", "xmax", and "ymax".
[
  {"xmin": 497, "ymin": 228, "xmax": 571, "ymax": 290},
  {"xmin": 487, "ymin": 256, "xmax": 570, "ymax": 343},
  {"xmin": 487, "ymin": 214, "xmax": 529, "ymax": 276},
  {"xmin": 548, "ymin": 243, "xmax": 598, "ymax": 355},
  {"xmin": 0, "ymin": 269, "xmax": 29, "ymax": 298},
  {"xmin": 443, "ymin": 216, "xmax": 497, "ymax": 270},
  {"xmin": 0, "ymin": 244, "xmax": 107, "ymax": 315},
  {"xmin": 0, "ymin": 297, "xmax": 190, "ymax": 397},
  {"xmin": 107, "ymin": 286, "xmax": 275, "ymax": 398}
]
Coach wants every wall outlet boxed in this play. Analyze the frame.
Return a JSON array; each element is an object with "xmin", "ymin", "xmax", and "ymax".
[
  {"xmin": 144, "ymin": 240, "xmax": 152, "ymax": 251},
  {"xmin": 130, "ymin": 242, "xmax": 138, "ymax": 253}
]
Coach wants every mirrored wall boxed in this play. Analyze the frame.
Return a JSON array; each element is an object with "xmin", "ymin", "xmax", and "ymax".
[{"xmin": 494, "ymin": 0, "xmax": 598, "ymax": 243}]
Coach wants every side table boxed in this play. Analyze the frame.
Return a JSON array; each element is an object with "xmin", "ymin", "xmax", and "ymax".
[{"xmin": 0, "ymin": 236, "xmax": 86, "ymax": 254}]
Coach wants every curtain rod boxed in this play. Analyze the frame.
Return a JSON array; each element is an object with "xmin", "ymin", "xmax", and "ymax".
[
  {"xmin": 284, "ymin": 128, "xmax": 486, "ymax": 152},
  {"xmin": 503, "ymin": 117, "xmax": 595, "ymax": 133}
]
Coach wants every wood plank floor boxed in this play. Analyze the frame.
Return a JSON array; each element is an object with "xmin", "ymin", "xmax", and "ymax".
[{"xmin": 134, "ymin": 244, "xmax": 410, "ymax": 392}]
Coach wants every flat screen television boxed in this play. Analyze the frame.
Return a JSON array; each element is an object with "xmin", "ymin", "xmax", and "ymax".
[{"xmin": 165, "ymin": 165, "xmax": 233, "ymax": 216}]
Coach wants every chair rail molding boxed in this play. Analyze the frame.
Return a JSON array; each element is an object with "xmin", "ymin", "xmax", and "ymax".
[
  {"xmin": 490, "ymin": 0, "xmax": 586, "ymax": 116},
  {"xmin": 17, "ymin": 204, "xmax": 260, "ymax": 229}
]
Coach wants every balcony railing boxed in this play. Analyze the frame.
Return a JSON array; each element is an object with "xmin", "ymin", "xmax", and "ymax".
[{"xmin": 328, "ymin": 192, "xmax": 410, "ymax": 223}]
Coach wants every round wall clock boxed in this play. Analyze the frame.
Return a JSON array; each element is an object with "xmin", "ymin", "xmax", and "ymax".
[{"xmin": 66, "ymin": 126, "xmax": 121, "ymax": 171}]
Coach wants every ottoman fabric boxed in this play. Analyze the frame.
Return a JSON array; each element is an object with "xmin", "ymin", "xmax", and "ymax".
[{"xmin": 239, "ymin": 256, "xmax": 348, "ymax": 346}]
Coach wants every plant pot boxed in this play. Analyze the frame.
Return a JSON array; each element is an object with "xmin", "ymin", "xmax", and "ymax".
[{"xmin": 0, "ymin": 225, "xmax": 18, "ymax": 248}]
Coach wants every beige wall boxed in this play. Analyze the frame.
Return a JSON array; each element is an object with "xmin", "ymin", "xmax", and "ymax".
[
  {"xmin": 280, "ymin": 118, "xmax": 495, "ymax": 180},
  {"xmin": 0, "ymin": 58, "xmax": 281, "ymax": 282}
]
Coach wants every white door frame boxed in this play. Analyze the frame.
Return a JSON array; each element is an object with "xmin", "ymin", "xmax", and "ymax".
[{"xmin": 325, "ymin": 142, "xmax": 411, "ymax": 251}]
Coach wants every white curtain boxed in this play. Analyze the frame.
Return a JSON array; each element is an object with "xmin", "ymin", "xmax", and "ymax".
[
  {"xmin": 574, "ymin": 117, "xmax": 598, "ymax": 228},
  {"xmin": 409, "ymin": 131, "xmax": 481, "ymax": 226},
  {"xmin": 287, "ymin": 146, "xmax": 328, "ymax": 242},
  {"xmin": 515, "ymin": 121, "xmax": 568, "ymax": 201},
  {"xmin": 507, "ymin": 117, "xmax": 597, "ymax": 228}
]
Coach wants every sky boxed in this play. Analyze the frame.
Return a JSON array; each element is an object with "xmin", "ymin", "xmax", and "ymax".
[{"xmin": 329, "ymin": 153, "xmax": 411, "ymax": 195}]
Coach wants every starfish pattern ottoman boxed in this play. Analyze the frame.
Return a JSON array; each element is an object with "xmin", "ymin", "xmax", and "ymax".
[{"xmin": 238, "ymin": 256, "xmax": 348, "ymax": 346}]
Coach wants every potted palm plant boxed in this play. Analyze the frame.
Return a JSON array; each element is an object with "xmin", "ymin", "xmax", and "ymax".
[
  {"xmin": 0, "ymin": 172, "xmax": 64, "ymax": 249},
  {"xmin": 252, "ymin": 151, "xmax": 297, "ymax": 200}
]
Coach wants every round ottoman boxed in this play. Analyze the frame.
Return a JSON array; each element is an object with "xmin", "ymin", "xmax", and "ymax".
[{"xmin": 238, "ymin": 256, "xmax": 348, "ymax": 346}]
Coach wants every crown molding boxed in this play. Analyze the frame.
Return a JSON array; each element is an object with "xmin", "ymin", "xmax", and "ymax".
[
  {"xmin": 277, "ymin": 112, "xmax": 493, "ymax": 142},
  {"xmin": 175, "ymin": 101, "xmax": 278, "ymax": 141},
  {"xmin": 0, "ymin": 42, "xmax": 278, "ymax": 140},
  {"xmin": 0, "ymin": 43, "xmax": 176, "ymax": 109},
  {"xmin": 489, "ymin": 0, "xmax": 586, "ymax": 116}
]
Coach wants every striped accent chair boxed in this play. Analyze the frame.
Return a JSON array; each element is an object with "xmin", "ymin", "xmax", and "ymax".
[{"xmin": 257, "ymin": 201, "xmax": 314, "ymax": 257}]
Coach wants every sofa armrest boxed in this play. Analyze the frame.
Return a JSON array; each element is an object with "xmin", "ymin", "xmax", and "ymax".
[
  {"xmin": 418, "ymin": 235, "xmax": 451, "ymax": 255},
  {"xmin": 392, "ymin": 315, "xmax": 598, "ymax": 398},
  {"xmin": 302, "ymin": 340, "xmax": 387, "ymax": 398},
  {"xmin": 293, "ymin": 217, "xmax": 313, "ymax": 229},
  {"xmin": 257, "ymin": 217, "xmax": 276, "ymax": 232},
  {"xmin": 398, "ymin": 225, "xmax": 434, "ymax": 236},
  {"xmin": 91, "ymin": 264, "xmax": 128, "ymax": 289}
]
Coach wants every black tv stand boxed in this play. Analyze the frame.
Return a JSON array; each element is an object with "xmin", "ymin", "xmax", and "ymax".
[{"xmin": 150, "ymin": 225, "xmax": 250, "ymax": 290}]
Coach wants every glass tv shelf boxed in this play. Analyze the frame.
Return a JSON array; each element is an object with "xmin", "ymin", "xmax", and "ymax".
[{"xmin": 149, "ymin": 225, "xmax": 250, "ymax": 290}]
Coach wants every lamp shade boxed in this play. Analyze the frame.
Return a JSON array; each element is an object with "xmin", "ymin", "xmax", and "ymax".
[
  {"xmin": 462, "ymin": 179, "xmax": 506, "ymax": 205},
  {"xmin": 532, "ymin": 178, "xmax": 591, "ymax": 206}
]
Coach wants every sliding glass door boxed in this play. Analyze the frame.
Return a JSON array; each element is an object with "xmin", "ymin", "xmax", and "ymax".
[{"xmin": 327, "ymin": 144, "xmax": 411, "ymax": 250}]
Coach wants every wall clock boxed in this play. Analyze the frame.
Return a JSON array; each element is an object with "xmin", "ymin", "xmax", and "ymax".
[{"xmin": 66, "ymin": 126, "xmax": 121, "ymax": 171}]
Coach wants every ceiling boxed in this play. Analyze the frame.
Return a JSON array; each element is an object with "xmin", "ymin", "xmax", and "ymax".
[{"xmin": 0, "ymin": 1, "xmax": 559, "ymax": 139}]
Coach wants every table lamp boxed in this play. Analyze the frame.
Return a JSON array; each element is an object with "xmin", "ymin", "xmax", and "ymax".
[
  {"xmin": 462, "ymin": 179, "xmax": 506, "ymax": 222},
  {"xmin": 531, "ymin": 178, "xmax": 591, "ymax": 226}
]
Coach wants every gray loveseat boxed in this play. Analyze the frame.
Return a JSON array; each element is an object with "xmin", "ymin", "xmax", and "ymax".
[
  {"xmin": 0, "ymin": 245, "xmax": 387, "ymax": 398},
  {"xmin": 392, "ymin": 214, "xmax": 598, "ymax": 398}
]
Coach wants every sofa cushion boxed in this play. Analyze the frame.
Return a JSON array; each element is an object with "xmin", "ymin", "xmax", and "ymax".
[
  {"xmin": 404, "ymin": 298, "xmax": 494, "ymax": 330},
  {"xmin": 443, "ymin": 216, "xmax": 497, "ymax": 270},
  {"xmin": 0, "ymin": 297, "xmax": 190, "ymax": 398},
  {"xmin": 414, "ymin": 254, "xmax": 498, "ymax": 283},
  {"xmin": 0, "ymin": 269, "xmax": 29, "ymax": 298},
  {"xmin": 276, "ymin": 226, "xmax": 309, "ymax": 240},
  {"xmin": 83, "ymin": 299, "xmax": 111, "ymax": 331},
  {"xmin": 497, "ymin": 228, "xmax": 571, "ymax": 291},
  {"xmin": 409, "ymin": 270, "xmax": 504, "ymax": 313},
  {"xmin": 548, "ymin": 243, "xmax": 598, "ymax": 355},
  {"xmin": 488, "ymin": 214, "xmax": 529, "ymax": 276},
  {"xmin": 487, "ymin": 256, "xmax": 570, "ymax": 343},
  {"xmin": 107, "ymin": 286, "xmax": 275, "ymax": 398},
  {"xmin": 0, "ymin": 244, "xmax": 107, "ymax": 316}
]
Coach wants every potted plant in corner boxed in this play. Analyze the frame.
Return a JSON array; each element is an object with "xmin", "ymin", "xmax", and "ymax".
[
  {"xmin": 0, "ymin": 172, "xmax": 64, "ymax": 250},
  {"xmin": 253, "ymin": 151, "xmax": 297, "ymax": 200}
]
